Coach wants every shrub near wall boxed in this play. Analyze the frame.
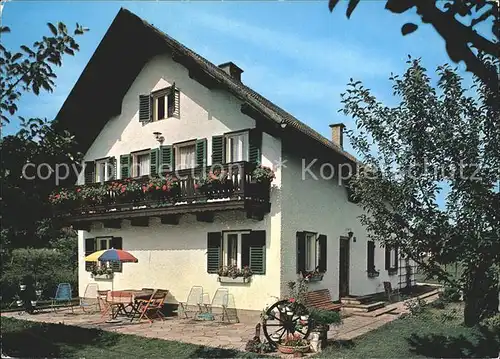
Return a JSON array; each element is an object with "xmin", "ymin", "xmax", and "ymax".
[{"xmin": 1, "ymin": 247, "xmax": 77, "ymax": 304}]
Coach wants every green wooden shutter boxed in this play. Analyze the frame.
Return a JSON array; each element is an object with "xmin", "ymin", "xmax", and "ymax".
[
  {"xmin": 385, "ymin": 246, "xmax": 391, "ymax": 270},
  {"xmin": 211, "ymin": 135, "xmax": 225, "ymax": 165},
  {"xmin": 318, "ymin": 234, "xmax": 327, "ymax": 272},
  {"xmin": 139, "ymin": 94, "xmax": 151, "ymax": 124},
  {"xmin": 167, "ymin": 85, "xmax": 180, "ymax": 118},
  {"xmin": 120, "ymin": 154, "xmax": 131, "ymax": 179},
  {"xmin": 150, "ymin": 148, "xmax": 159, "ymax": 176},
  {"xmin": 196, "ymin": 139, "xmax": 207, "ymax": 167},
  {"xmin": 160, "ymin": 145, "xmax": 175, "ymax": 172},
  {"xmin": 207, "ymin": 232, "xmax": 222, "ymax": 273},
  {"xmin": 368, "ymin": 241, "xmax": 375, "ymax": 272},
  {"xmin": 110, "ymin": 237, "xmax": 123, "ymax": 272},
  {"xmin": 84, "ymin": 161, "xmax": 95, "ymax": 184},
  {"xmin": 296, "ymin": 232, "xmax": 306, "ymax": 274},
  {"xmin": 108, "ymin": 157, "xmax": 116, "ymax": 180},
  {"xmin": 248, "ymin": 129, "xmax": 262, "ymax": 164},
  {"xmin": 85, "ymin": 238, "xmax": 95, "ymax": 272},
  {"xmin": 248, "ymin": 230, "xmax": 266, "ymax": 274},
  {"xmin": 394, "ymin": 246, "xmax": 399, "ymax": 269}
]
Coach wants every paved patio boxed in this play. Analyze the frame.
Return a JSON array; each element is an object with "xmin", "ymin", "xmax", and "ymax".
[{"xmin": 1, "ymin": 290, "xmax": 439, "ymax": 354}]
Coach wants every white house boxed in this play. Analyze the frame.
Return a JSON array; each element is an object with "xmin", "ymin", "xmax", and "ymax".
[{"xmin": 53, "ymin": 8, "xmax": 415, "ymax": 312}]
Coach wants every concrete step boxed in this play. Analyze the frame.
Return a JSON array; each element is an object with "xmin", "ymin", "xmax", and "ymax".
[
  {"xmin": 340, "ymin": 294, "xmax": 376, "ymax": 305},
  {"xmin": 350, "ymin": 305, "xmax": 399, "ymax": 317},
  {"xmin": 342, "ymin": 301, "xmax": 386, "ymax": 312}
]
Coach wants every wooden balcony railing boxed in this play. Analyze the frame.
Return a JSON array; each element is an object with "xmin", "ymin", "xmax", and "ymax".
[{"xmin": 52, "ymin": 161, "xmax": 271, "ymax": 219}]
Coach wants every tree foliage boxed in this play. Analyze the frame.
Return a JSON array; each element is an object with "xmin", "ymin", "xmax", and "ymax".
[
  {"xmin": 341, "ymin": 57, "xmax": 499, "ymax": 326},
  {"xmin": 328, "ymin": 0, "xmax": 499, "ymax": 91}
]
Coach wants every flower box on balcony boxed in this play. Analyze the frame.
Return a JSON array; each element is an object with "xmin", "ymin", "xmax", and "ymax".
[
  {"xmin": 91, "ymin": 273, "xmax": 113, "ymax": 280},
  {"xmin": 218, "ymin": 276, "xmax": 251, "ymax": 284}
]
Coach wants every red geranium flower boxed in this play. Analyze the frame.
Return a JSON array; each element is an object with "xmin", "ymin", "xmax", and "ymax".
[
  {"xmin": 162, "ymin": 185, "xmax": 167, "ymax": 191},
  {"xmin": 289, "ymin": 298, "xmax": 295, "ymax": 303}
]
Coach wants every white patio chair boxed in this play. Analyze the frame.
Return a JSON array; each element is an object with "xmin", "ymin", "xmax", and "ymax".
[
  {"xmin": 179, "ymin": 286, "xmax": 203, "ymax": 319},
  {"xmin": 207, "ymin": 287, "xmax": 229, "ymax": 322},
  {"xmin": 80, "ymin": 283, "xmax": 99, "ymax": 313}
]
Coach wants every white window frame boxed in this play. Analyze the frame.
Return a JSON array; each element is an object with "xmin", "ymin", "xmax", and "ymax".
[
  {"xmin": 305, "ymin": 232, "xmax": 319, "ymax": 272},
  {"xmin": 95, "ymin": 159, "xmax": 110, "ymax": 184},
  {"xmin": 132, "ymin": 150, "xmax": 150, "ymax": 177},
  {"xmin": 390, "ymin": 248, "xmax": 397, "ymax": 269},
  {"xmin": 222, "ymin": 231, "xmax": 250, "ymax": 268},
  {"xmin": 174, "ymin": 140, "xmax": 196, "ymax": 170},
  {"xmin": 225, "ymin": 132, "xmax": 249, "ymax": 163},
  {"xmin": 152, "ymin": 92, "xmax": 167, "ymax": 122},
  {"xmin": 96, "ymin": 237, "xmax": 122, "ymax": 271}
]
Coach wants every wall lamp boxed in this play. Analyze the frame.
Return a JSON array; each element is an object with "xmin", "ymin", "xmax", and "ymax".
[{"xmin": 153, "ymin": 131, "xmax": 165, "ymax": 144}]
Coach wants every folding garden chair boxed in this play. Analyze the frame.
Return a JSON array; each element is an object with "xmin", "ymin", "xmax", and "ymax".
[
  {"xmin": 133, "ymin": 289, "xmax": 169, "ymax": 323},
  {"xmin": 98, "ymin": 290, "xmax": 111, "ymax": 318},
  {"xmin": 80, "ymin": 283, "xmax": 99, "ymax": 313},
  {"xmin": 51, "ymin": 283, "xmax": 73, "ymax": 313},
  {"xmin": 179, "ymin": 286, "xmax": 203, "ymax": 319},
  {"xmin": 206, "ymin": 288, "xmax": 229, "ymax": 322}
]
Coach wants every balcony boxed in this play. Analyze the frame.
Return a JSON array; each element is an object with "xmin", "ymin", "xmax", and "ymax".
[{"xmin": 52, "ymin": 161, "xmax": 272, "ymax": 229}]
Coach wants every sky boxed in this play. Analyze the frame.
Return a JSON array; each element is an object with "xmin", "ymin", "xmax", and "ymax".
[{"xmin": 1, "ymin": 0, "xmax": 474, "ymax": 154}]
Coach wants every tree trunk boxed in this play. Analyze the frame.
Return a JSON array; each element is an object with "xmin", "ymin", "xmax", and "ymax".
[{"xmin": 463, "ymin": 266, "xmax": 499, "ymax": 326}]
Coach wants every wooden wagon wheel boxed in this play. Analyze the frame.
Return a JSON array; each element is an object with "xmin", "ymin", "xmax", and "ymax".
[{"xmin": 262, "ymin": 299, "xmax": 311, "ymax": 347}]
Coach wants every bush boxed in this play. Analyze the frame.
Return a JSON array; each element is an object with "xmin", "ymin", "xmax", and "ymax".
[
  {"xmin": 309, "ymin": 308, "xmax": 342, "ymax": 327},
  {"xmin": 404, "ymin": 297, "xmax": 427, "ymax": 316},
  {"xmin": 440, "ymin": 286, "xmax": 461, "ymax": 303},
  {"xmin": 481, "ymin": 313, "xmax": 500, "ymax": 334}
]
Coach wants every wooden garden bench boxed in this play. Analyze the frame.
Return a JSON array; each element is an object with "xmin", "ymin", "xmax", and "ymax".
[{"xmin": 306, "ymin": 289, "xmax": 342, "ymax": 311}]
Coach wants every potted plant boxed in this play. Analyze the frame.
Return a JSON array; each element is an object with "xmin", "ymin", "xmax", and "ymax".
[
  {"xmin": 14, "ymin": 294, "xmax": 23, "ymax": 307},
  {"xmin": 217, "ymin": 265, "xmax": 252, "ymax": 283},
  {"xmin": 276, "ymin": 333, "xmax": 310, "ymax": 354},
  {"xmin": 251, "ymin": 165, "xmax": 275, "ymax": 184},
  {"xmin": 308, "ymin": 308, "xmax": 342, "ymax": 348},
  {"xmin": 35, "ymin": 282, "xmax": 43, "ymax": 297}
]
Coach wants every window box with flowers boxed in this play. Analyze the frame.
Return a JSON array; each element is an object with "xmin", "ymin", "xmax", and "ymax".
[
  {"xmin": 217, "ymin": 265, "xmax": 253, "ymax": 284},
  {"xmin": 302, "ymin": 269, "xmax": 325, "ymax": 282},
  {"xmin": 79, "ymin": 185, "xmax": 110, "ymax": 207},
  {"xmin": 49, "ymin": 188, "xmax": 79, "ymax": 212},
  {"xmin": 142, "ymin": 175, "xmax": 180, "ymax": 203},
  {"xmin": 109, "ymin": 179, "xmax": 143, "ymax": 205},
  {"xmin": 195, "ymin": 170, "xmax": 234, "ymax": 199},
  {"xmin": 251, "ymin": 165, "xmax": 275, "ymax": 185},
  {"xmin": 90, "ymin": 266, "xmax": 114, "ymax": 280}
]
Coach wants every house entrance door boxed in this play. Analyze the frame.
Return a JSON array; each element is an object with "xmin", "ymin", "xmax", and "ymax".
[{"xmin": 339, "ymin": 237, "xmax": 350, "ymax": 297}]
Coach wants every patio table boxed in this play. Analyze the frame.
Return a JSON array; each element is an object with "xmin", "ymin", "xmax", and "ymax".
[{"xmin": 106, "ymin": 290, "xmax": 153, "ymax": 319}]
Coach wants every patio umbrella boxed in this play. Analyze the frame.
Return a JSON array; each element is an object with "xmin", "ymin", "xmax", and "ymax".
[{"xmin": 85, "ymin": 248, "xmax": 138, "ymax": 322}]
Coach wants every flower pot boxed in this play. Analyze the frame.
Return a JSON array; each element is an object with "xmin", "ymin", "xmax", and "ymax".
[
  {"xmin": 276, "ymin": 344, "xmax": 309, "ymax": 354},
  {"xmin": 300, "ymin": 315, "xmax": 309, "ymax": 321},
  {"xmin": 286, "ymin": 311, "xmax": 294, "ymax": 316},
  {"xmin": 19, "ymin": 285, "xmax": 26, "ymax": 291},
  {"xmin": 31, "ymin": 301, "xmax": 37, "ymax": 306},
  {"xmin": 16, "ymin": 300, "xmax": 23, "ymax": 307},
  {"xmin": 92, "ymin": 273, "xmax": 113, "ymax": 280},
  {"xmin": 271, "ymin": 333, "xmax": 281, "ymax": 342},
  {"xmin": 35, "ymin": 290, "xmax": 42, "ymax": 297}
]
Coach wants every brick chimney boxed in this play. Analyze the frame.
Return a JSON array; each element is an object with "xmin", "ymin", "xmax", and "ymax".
[
  {"xmin": 218, "ymin": 62, "xmax": 243, "ymax": 82},
  {"xmin": 329, "ymin": 123, "xmax": 345, "ymax": 149}
]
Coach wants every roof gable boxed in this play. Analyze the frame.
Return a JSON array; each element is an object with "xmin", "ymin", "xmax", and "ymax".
[{"xmin": 54, "ymin": 8, "xmax": 357, "ymax": 164}]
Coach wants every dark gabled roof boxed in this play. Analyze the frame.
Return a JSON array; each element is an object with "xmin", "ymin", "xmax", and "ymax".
[{"xmin": 54, "ymin": 8, "xmax": 357, "ymax": 164}]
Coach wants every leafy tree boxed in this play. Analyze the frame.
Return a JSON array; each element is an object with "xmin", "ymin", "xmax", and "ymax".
[
  {"xmin": 328, "ymin": 0, "xmax": 499, "ymax": 90},
  {"xmin": 341, "ymin": 57, "xmax": 499, "ymax": 326},
  {"xmin": 0, "ymin": 22, "xmax": 87, "ymax": 250}
]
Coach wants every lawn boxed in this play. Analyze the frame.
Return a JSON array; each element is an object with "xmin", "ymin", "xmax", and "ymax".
[
  {"xmin": 318, "ymin": 303, "xmax": 500, "ymax": 358},
  {"xmin": 1, "ymin": 317, "xmax": 258, "ymax": 358}
]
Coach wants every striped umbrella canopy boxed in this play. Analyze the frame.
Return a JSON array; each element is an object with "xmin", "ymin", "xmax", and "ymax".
[{"xmin": 85, "ymin": 248, "xmax": 138, "ymax": 263}]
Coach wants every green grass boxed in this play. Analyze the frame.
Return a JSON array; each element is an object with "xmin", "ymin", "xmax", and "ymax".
[
  {"xmin": 1, "ymin": 317, "xmax": 258, "ymax": 358},
  {"xmin": 317, "ymin": 303, "xmax": 499, "ymax": 358}
]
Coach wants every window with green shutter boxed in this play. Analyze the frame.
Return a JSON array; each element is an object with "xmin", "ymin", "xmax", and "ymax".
[
  {"xmin": 84, "ymin": 161, "xmax": 95, "ymax": 184},
  {"xmin": 248, "ymin": 129, "xmax": 262, "ymax": 164},
  {"xmin": 167, "ymin": 84, "xmax": 180, "ymax": 118},
  {"xmin": 367, "ymin": 241, "xmax": 376, "ymax": 273},
  {"xmin": 139, "ymin": 94, "xmax": 152, "ymax": 124},
  {"xmin": 211, "ymin": 135, "xmax": 225, "ymax": 165},
  {"xmin": 150, "ymin": 148, "xmax": 159, "ymax": 176},
  {"xmin": 207, "ymin": 232, "xmax": 222, "ymax": 273},
  {"xmin": 120, "ymin": 154, "xmax": 131, "ymax": 179},
  {"xmin": 108, "ymin": 157, "xmax": 116, "ymax": 180},
  {"xmin": 85, "ymin": 238, "xmax": 96, "ymax": 272},
  {"xmin": 242, "ymin": 230, "xmax": 266, "ymax": 274},
  {"xmin": 318, "ymin": 234, "xmax": 327, "ymax": 273},
  {"xmin": 296, "ymin": 231, "xmax": 326, "ymax": 274},
  {"xmin": 159, "ymin": 145, "xmax": 175, "ymax": 172},
  {"xmin": 296, "ymin": 232, "xmax": 306, "ymax": 274},
  {"xmin": 195, "ymin": 139, "xmax": 207, "ymax": 167},
  {"xmin": 385, "ymin": 245, "xmax": 398, "ymax": 273}
]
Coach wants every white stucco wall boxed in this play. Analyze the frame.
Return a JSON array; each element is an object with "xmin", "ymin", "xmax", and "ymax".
[
  {"xmin": 77, "ymin": 53, "xmax": 284, "ymax": 311},
  {"xmin": 280, "ymin": 149, "xmax": 401, "ymax": 300}
]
